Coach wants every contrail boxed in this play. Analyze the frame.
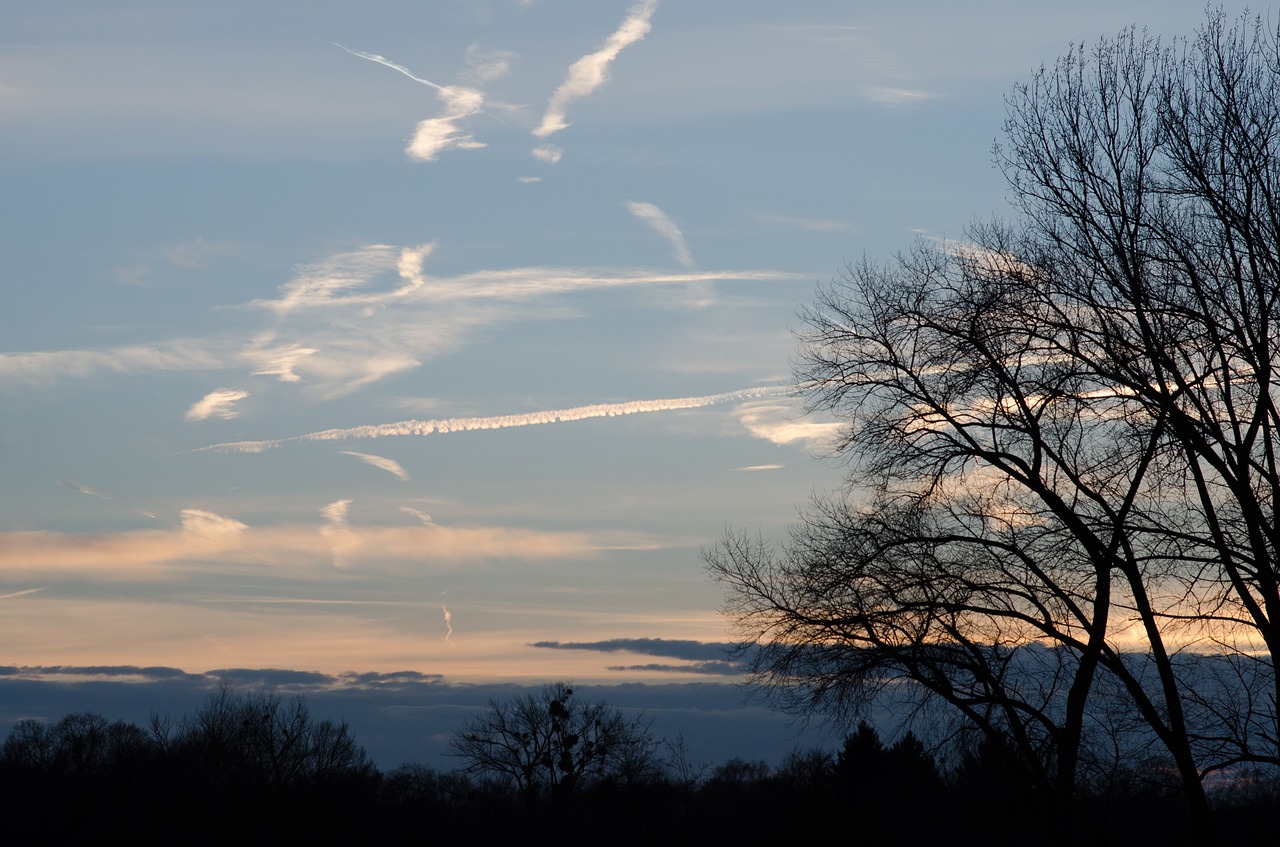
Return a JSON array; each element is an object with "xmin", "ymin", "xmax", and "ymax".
[
  {"xmin": 332, "ymin": 42, "xmax": 444, "ymax": 90},
  {"xmin": 199, "ymin": 385, "xmax": 797, "ymax": 453},
  {"xmin": 57, "ymin": 479, "xmax": 113, "ymax": 500},
  {"xmin": 0, "ymin": 588, "xmax": 45, "ymax": 601}
]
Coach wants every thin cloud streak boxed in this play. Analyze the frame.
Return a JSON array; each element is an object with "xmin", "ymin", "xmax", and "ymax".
[
  {"xmin": 339, "ymin": 451, "xmax": 410, "ymax": 481},
  {"xmin": 0, "ymin": 522, "xmax": 602, "ymax": 576},
  {"xmin": 0, "ymin": 588, "xmax": 45, "ymax": 601},
  {"xmin": 628, "ymin": 201, "xmax": 693, "ymax": 268},
  {"xmin": 533, "ymin": 0, "xmax": 659, "ymax": 138},
  {"xmin": 57, "ymin": 479, "xmax": 113, "ymax": 500},
  {"xmin": 200, "ymin": 385, "xmax": 796, "ymax": 453}
]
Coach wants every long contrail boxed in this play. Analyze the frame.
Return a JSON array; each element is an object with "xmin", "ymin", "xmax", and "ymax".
[
  {"xmin": 200, "ymin": 385, "xmax": 796, "ymax": 453},
  {"xmin": 332, "ymin": 42, "xmax": 444, "ymax": 90}
]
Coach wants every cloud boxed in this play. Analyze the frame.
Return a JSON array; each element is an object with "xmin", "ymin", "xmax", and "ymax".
[
  {"xmin": 321, "ymin": 499, "xmax": 355, "ymax": 568},
  {"xmin": 3, "ymin": 239, "xmax": 805, "ymax": 398},
  {"xmin": 406, "ymin": 85, "xmax": 488, "ymax": 161},
  {"xmin": 57, "ymin": 479, "xmax": 113, "ymax": 500},
  {"xmin": 859, "ymin": 84, "xmax": 937, "ymax": 106},
  {"xmin": 463, "ymin": 45, "xmax": 517, "ymax": 84},
  {"xmin": 185, "ymin": 388, "xmax": 249, "ymax": 422},
  {"xmin": 531, "ymin": 637, "xmax": 736, "ymax": 661},
  {"xmin": 759, "ymin": 214, "xmax": 859, "ymax": 233},
  {"xmin": 339, "ymin": 451, "xmax": 410, "ymax": 481},
  {"xmin": 442, "ymin": 604, "xmax": 455, "ymax": 646},
  {"xmin": 531, "ymin": 638, "xmax": 747, "ymax": 676},
  {"xmin": 516, "ymin": 176, "xmax": 542, "ymax": 183},
  {"xmin": 606, "ymin": 661, "xmax": 742, "ymax": 676},
  {"xmin": 399, "ymin": 507, "xmax": 434, "ymax": 525},
  {"xmin": 734, "ymin": 464, "xmax": 783, "ymax": 472},
  {"xmin": 333, "ymin": 43, "xmax": 488, "ymax": 161},
  {"xmin": 733, "ymin": 399, "xmax": 842, "ymax": 449},
  {"xmin": 531, "ymin": 144, "xmax": 562, "ymax": 163},
  {"xmin": 181, "ymin": 509, "xmax": 249, "ymax": 537},
  {"xmin": 0, "ymin": 342, "xmax": 223, "ymax": 390},
  {"xmin": 628, "ymin": 201, "xmax": 693, "ymax": 268},
  {"xmin": 0, "ymin": 521, "xmax": 602, "ymax": 577},
  {"xmin": 0, "ymin": 588, "xmax": 44, "ymax": 601},
  {"xmin": 533, "ymin": 0, "xmax": 659, "ymax": 138},
  {"xmin": 201, "ymin": 385, "xmax": 795, "ymax": 453}
]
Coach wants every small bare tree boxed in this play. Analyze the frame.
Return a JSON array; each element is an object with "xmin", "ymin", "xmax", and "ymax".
[{"xmin": 448, "ymin": 682, "xmax": 656, "ymax": 800}]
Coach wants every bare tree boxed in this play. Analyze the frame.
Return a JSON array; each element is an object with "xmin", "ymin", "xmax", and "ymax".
[
  {"xmin": 448, "ymin": 682, "xmax": 657, "ymax": 800},
  {"xmin": 709, "ymin": 8, "xmax": 1280, "ymax": 840}
]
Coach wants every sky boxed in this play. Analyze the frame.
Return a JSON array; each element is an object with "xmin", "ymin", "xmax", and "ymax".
[{"xmin": 0, "ymin": 0, "xmax": 1264, "ymax": 764}]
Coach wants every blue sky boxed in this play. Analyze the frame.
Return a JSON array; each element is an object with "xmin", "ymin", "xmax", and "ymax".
[{"xmin": 0, "ymin": 0, "xmax": 1261, "ymax": 758}]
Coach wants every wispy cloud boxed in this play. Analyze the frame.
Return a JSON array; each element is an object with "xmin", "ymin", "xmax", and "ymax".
[
  {"xmin": 339, "ymin": 450, "xmax": 410, "ymax": 481},
  {"xmin": 0, "ymin": 588, "xmax": 45, "ymax": 601},
  {"xmin": 181, "ymin": 509, "xmax": 249, "ymax": 537},
  {"xmin": 516, "ymin": 176, "xmax": 542, "ymax": 183},
  {"xmin": 0, "ymin": 342, "xmax": 222, "ymax": 390},
  {"xmin": 734, "ymin": 464, "xmax": 783, "ymax": 472},
  {"xmin": 531, "ymin": 638, "xmax": 746, "ymax": 676},
  {"xmin": 201, "ymin": 385, "xmax": 794, "ymax": 453},
  {"xmin": 58, "ymin": 479, "xmax": 113, "ymax": 500},
  {"xmin": 759, "ymin": 214, "xmax": 859, "ymax": 233},
  {"xmin": 185, "ymin": 388, "xmax": 249, "ymax": 422},
  {"xmin": 533, "ymin": 0, "xmax": 659, "ymax": 138},
  {"xmin": 0, "ymin": 520, "xmax": 601, "ymax": 576},
  {"xmin": 333, "ymin": 44, "xmax": 488, "ymax": 161},
  {"xmin": 321, "ymin": 499, "xmax": 354, "ymax": 568},
  {"xmin": 733, "ymin": 399, "xmax": 842, "ymax": 449},
  {"xmin": 400, "ymin": 506, "xmax": 434, "ymax": 525},
  {"xmin": 859, "ymin": 84, "xmax": 937, "ymax": 106},
  {"xmin": 628, "ymin": 201, "xmax": 693, "ymax": 268},
  {"xmin": 531, "ymin": 144, "xmax": 562, "ymax": 164},
  {"xmin": 442, "ymin": 604, "xmax": 455, "ymax": 646}
]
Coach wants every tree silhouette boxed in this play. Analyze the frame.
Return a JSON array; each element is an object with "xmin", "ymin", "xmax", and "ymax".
[
  {"xmin": 448, "ymin": 682, "xmax": 657, "ymax": 800},
  {"xmin": 709, "ymin": 9, "xmax": 1280, "ymax": 841}
]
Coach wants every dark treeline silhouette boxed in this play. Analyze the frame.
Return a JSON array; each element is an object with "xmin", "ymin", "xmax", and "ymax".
[{"xmin": 2, "ymin": 686, "xmax": 1276, "ymax": 845}]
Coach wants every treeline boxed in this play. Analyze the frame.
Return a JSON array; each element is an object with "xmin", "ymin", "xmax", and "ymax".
[{"xmin": 1, "ymin": 687, "xmax": 1276, "ymax": 845}]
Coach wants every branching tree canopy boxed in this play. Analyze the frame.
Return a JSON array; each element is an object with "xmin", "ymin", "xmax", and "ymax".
[
  {"xmin": 448, "ymin": 682, "xmax": 657, "ymax": 800},
  {"xmin": 707, "ymin": 8, "xmax": 1280, "ymax": 838}
]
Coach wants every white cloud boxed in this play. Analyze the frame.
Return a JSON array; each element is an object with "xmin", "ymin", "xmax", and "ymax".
[
  {"xmin": 407, "ymin": 85, "xmax": 488, "ymax": 161},
  {"xmin": 185, "ymin": 388, "xmax": 249, "ymax": 422},
  {"xmin": 859, "ymin": 84, "xmax": 937, "ymax": 106},
  {"xmin": 531, "ymin": 144, "xmax": 562, "ymax": 164},
  {"xmin": 58, "ymin": 479, "xmax": 113, "ymax": 500},
  {"xmin": 400, "ymin": 506, "xmax": 434, "ymax": 525},
  {"xmin": 181, "ymin": 508, "xmax": 249, "ymax": 537},
  {"xmin": 759, "ymin": 214, "xmax": 859, "ymax": 233},
  {"xmin": 0, "ymin": 342, "xmax": 222, "ymax": 390},
  {"xmin": 238, "ymin": 335, "xmax": 318, "ymax": 384},
  {"xmin": 333, "ymin": 43, "xmax": 488, "ymax": 162},
  {"xmin": 517, "ymin": 176, "xmax": 542, "ymax": 183},
  {"xmin": 734, "ymin": 464, "xmax": 784, "ymax": 472},
  {"xmin": 0, "ymin": 522, "xmax": 603, "ymax": 577},
  {"xmin": 733, "ymin": 400, "xmax": 842, "ymax": 449},
  {"xmin": 321, "ymin": 498, "xmax": 355, "ymax": 567},
  {"xmin": 0, "ymin": 588, "xmax": 44, "ymax": 601},
  {"xmin": 533, "ymin": 0, "xmax": 659, "ymax": 138},
  {"xmin": 201, "ymin": 385, "xmax": 796, "ymax": 453},
  {"xmin": 628, "ymin": 201, "xmax": 694, "ymax": 268},
  {"xmin": 463, "ymin": 45, "xmax": 517, "ymax": 84},
  {"xmin": 340, "ymin": 450, "xmax": 410, "ymax": 481}
]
